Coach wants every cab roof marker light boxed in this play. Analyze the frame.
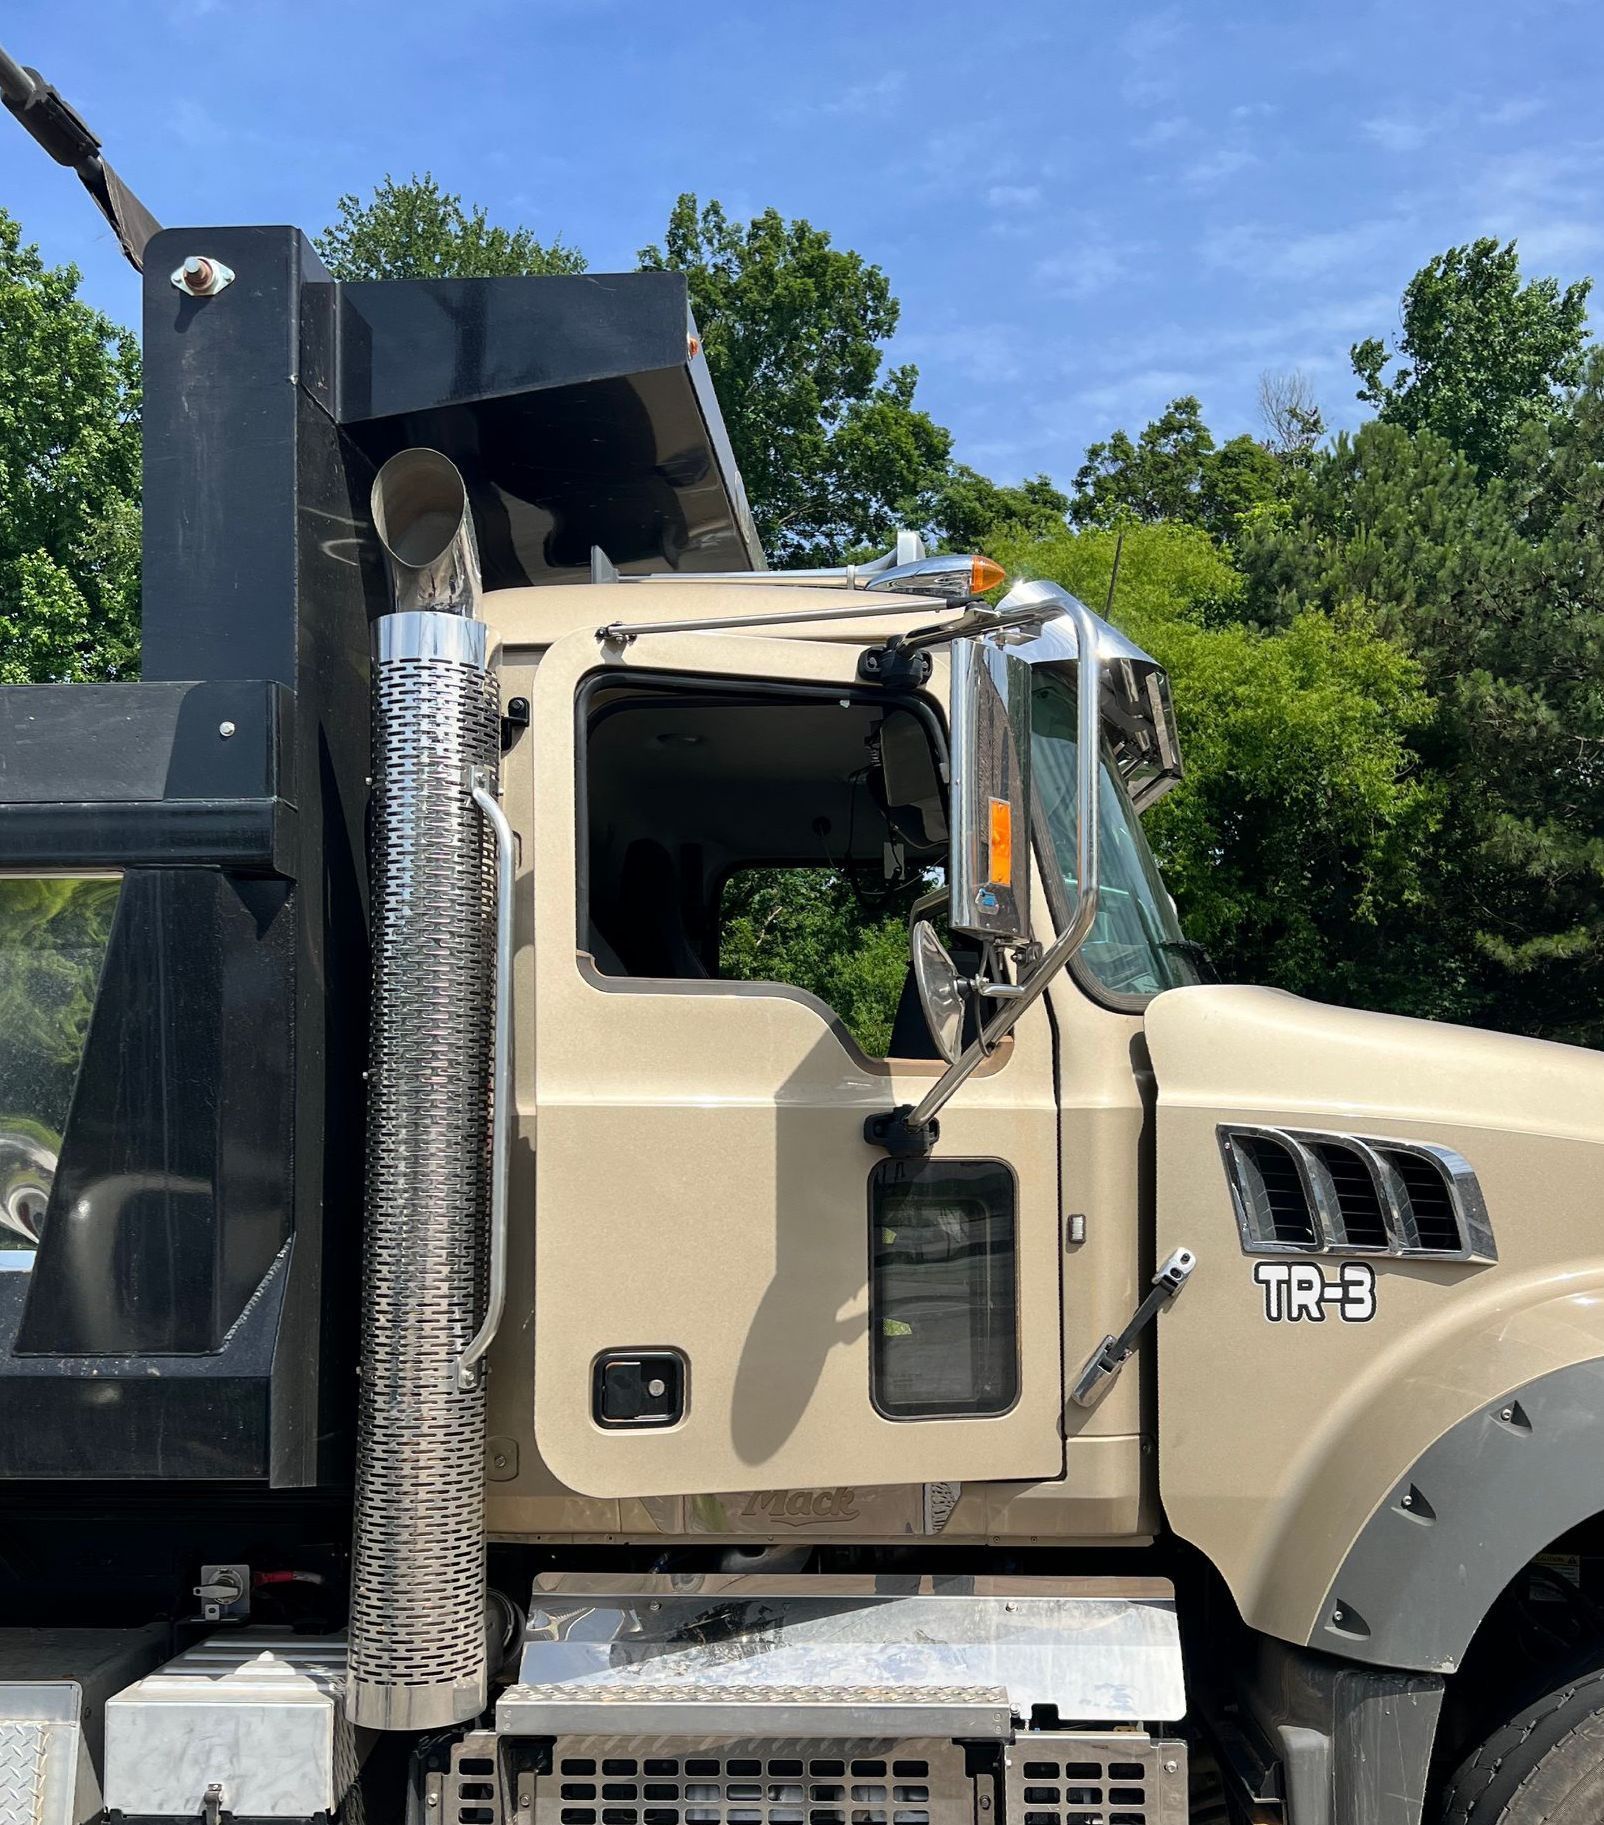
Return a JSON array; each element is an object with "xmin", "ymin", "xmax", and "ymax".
[{"xmin": 866, "ymin": 553, "xmax": 1006, "ymax": 601}]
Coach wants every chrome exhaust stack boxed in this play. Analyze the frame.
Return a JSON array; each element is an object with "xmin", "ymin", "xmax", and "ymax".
[{"xmin": 346, "ymin": 449, "xmax": 505, "ymax": 1733}]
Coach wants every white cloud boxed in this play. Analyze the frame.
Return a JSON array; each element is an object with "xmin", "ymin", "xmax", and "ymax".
[
  {"xmin": 1132, "ymin": 115, "xmax": 1189, "ymax": 149},
  {"xmin": 1119, "ymin": 7, "xmax": 1184, "ymax": 104},
  {"xmin": 1201, "ymin": 219, "xmax": 1403, "ymax": 283},
  {"xmin": 1070, "ymin": 368, "xmax": 1199, "ymax": 424},
  {"xmin": 1362, "ymin": 114, "xmax": 1436, "ymax": 154},
  {"xmin": 1074, "ymin": 293, "xmax": 1394, "ymax": 390},
  {"xmin": 1510, "ymin": 217, "xmax": 1604, "ymax": 265},
  {"xmin": 1119, "ymin": 9, "xmax": 1184, "ymax": 63},
  {"xmin": 1182, "ymin": 147, "xmax": 1258, "ymax": 189},
  {"xmin": 1482, "ymin": 96, "xmax": 1544, "ymax": 127},
  {"xmin": 987, "ymin": 184, "xmax": 1043, "ymax": 212},
  {"xmin": 819, "ymin": 71, "xmax": 906, "ymax": 116},
  {"xmin": 896, "ymin": 323, "xmax": 1027, "ymax": 388},
  {"xmin": 1035, "ymin": 232, "xmax": 1144, "ymax": 301}
]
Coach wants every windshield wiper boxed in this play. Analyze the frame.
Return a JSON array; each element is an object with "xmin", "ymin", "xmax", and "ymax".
[{"xmin": 1157, "ymin": 937, "xmax": 1217, "ymax": 982}]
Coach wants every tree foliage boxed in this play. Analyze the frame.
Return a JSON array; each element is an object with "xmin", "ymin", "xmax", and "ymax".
[
  {"xmin": 0, "ymin": 209, "xmax": 141, "ymax": 683},
  {"xmin": 315, "ymin": 173, "xmax": 586, "ymax": 280},
  {"xmin": 640, "ymin": 194, "xmax": 959, "ymax": 562},
  {"xmin": 1238, "ymin": 363, "xmax": 1604, "ymax": 1040},
  {"xmin": 1070, "ymin": 395, "xmax": 1282, "ymax": 543},
  {"xmin": 994, "ymin": 521, "xmax": 1440, "ymax": 1009},
  {"xmin": 934, "ymin": 465, "xmax": 1070, "ymax": 549},
  {"xmin": 12, "ymin": 173, "xmax": 1604, "ymax": 1048},
  {"xmin": 0, "ymin": 876, "xmax": 121, "ymax": 1140},
  {"xmin": 718, "ymin": 867, "xmax": 923, "ymax": 1056},
  {"xmin": 1351, "ymin": 237, "xmax": 1591, "ymax": 477}
]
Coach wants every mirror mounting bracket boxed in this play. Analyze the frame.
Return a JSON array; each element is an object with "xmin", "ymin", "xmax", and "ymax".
[
  {"xmin": 863, "ymin": 1106, "xmax": 939, "ymax": 1158},
  {"xmin": 857, "ymin": 639, "xmax": 933, "ymax": 689}
]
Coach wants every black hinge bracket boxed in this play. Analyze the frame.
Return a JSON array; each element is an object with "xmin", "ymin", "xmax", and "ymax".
[
  {"xmin": 858, "ymin": 641, "xmax": 933, "ymax": 689},
  {"xmin": 863, "ymin": 1105, "xmax": 940, "ymax": 1157}
]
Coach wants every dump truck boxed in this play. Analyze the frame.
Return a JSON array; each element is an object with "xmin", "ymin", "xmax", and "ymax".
[{"xmin": 6, "ymin": 70, "xmax": 1604, "ymax": 1825}]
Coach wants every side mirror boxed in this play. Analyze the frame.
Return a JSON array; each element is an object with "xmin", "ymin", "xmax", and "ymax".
[
  {"xmin": 948, "ymin": 637, "xmax": 1033, "ymax": 944},
  {"xmin": 909, "ymin": 919, "xmax": 966, "ymax": 1065}
]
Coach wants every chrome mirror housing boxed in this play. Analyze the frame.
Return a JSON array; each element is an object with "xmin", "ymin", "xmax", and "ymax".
[{"xmin": 948, "ymin": 636, "xmax": 1033, "ymax": 944}]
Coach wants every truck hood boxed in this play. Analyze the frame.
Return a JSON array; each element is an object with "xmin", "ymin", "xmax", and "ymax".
[{"xmin": 1145, "ymin": 983, "xmax": 1604, "ymax": 1152}]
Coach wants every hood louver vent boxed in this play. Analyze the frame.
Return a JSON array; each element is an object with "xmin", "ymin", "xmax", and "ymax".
[
  {"xmin": 1381, "ymin": 1148, "xmax": 1462, "ymax": 1251},
  {"xmin": 1227, "ymin": 1134, "xmax": 1320, "ymax": 1248},
  {"xmin": 1307, "ymin": 1141, "xmax": 1390, "ymax": 1249},
  {"xmin": 1218, "ymin": 1127, "xmax": 1495, "ymax": 1263}
]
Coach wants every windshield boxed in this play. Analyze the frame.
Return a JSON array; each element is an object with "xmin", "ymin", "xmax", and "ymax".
[{"xmin": 1029, "ymin": 669, "xmax": 1201, "ymax": 1000}]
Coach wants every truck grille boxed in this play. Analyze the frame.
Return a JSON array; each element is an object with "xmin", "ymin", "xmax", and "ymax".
[
  {"xmin": 1005, "ymin": 1736, "xmax": 1188, "ymax": 1825},
  {"xmin": 538, "ymin": 1740, "xmax": 970, "ymax": 1825}
]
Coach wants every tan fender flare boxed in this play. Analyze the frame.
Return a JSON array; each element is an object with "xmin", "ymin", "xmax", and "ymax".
[{"xmin": 1223, "ymin": 1278, "xmax": 1604, "ymax": 1673}]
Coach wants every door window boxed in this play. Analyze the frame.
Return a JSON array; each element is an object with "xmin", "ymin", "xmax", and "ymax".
[
  {"xmin": 583, "ymin": 681, "xmax": 950, "ymax": 1058},
  {"xmin": 869, "ymin": 1157, "xmax": 1019, "ymax": 1419}
]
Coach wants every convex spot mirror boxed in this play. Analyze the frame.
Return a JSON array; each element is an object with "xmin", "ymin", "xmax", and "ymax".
[
  {"xmin": 909, "ymin": 919, "xmax": 966, "ymax": 1066},
  {"xmin": 949, "ymin": 637, "xmax": 1033, "ymax": 943}
]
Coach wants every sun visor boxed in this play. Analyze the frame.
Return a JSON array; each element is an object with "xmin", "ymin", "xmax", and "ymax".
[{"xmin": 335, "ymin": 270, "xmax": 764, "ymax": 584}]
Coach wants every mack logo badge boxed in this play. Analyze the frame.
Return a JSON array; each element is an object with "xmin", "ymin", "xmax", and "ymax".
[
  {"xmin": 740, "ymin": 1488, "xmax": 861, "ymax": 1524},
  {"xmin": 1254, "ymin": 1260, "xmax": 1376, "ymax": 1323}
]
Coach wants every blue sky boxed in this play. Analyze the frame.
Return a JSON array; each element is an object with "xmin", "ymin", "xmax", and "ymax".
[{"xmin": 4, "ymin": 0, "xmax": 1599, "ymax": 487}]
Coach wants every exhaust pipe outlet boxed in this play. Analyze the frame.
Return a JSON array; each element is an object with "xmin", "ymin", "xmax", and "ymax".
[
  {"xmin": 368, "ymin": 446, "xmax": 483, "ymax": 617},
  {"xmin": 346, "ymin": 448, "xmax": 499, "ymax": 1733}
]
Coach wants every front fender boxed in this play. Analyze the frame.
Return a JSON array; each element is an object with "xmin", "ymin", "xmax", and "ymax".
[
  {"xmin": 1247, "ymin": 1280, "xmax": 1604, "ymax": 1673},
  {"xmin": 1148, "ymin": 984, "xmax": 1604, "ymax": 1677}
]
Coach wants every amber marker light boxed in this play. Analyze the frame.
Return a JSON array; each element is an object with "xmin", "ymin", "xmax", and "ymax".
[
  {"xmin": 988, "ymin": 796, "xmax": 1014, "ymax": 888},
  {"xmin": 971, "ymin": 555, "xmax": 1007, "ymax": 594}
]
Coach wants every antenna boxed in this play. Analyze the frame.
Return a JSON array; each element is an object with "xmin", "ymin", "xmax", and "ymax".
[{"xmin": 1103, "ymin": 525, "xmax": 1126, "ymax": 621}]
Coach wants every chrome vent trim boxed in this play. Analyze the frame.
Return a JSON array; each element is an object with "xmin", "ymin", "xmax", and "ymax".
[{"xmin": 1218, "ymin": 1126, "xmax": 1495, "ymax": 1263}]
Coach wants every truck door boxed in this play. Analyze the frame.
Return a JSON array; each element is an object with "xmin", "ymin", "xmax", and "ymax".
[{"xmin": 525, "ymin": 624, "xmax": 1064, "ymax": 1499}]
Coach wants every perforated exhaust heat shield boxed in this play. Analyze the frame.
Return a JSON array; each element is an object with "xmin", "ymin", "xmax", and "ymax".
[{"xmin": 347, "ymin": 449, "xmax": 502, "ymax": 1733}]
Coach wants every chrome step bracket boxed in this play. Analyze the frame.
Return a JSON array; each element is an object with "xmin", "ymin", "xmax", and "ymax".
[{"xmin": 497, "ymin": 1572, "xmax": 1185, "ymax": 1739}]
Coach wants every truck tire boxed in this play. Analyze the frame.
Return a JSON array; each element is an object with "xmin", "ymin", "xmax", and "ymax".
[{"xmin": 1441, "ymin": 1662, "xmax": 1604, "ymax": 1823}]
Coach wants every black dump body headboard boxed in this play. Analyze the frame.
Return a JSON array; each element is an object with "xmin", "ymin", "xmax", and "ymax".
[{"xmin": 0, "ymin": 227, "xmax": 758, "ymax": 1486}]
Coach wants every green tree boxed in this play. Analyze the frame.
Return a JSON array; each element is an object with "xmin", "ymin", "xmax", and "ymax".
[
  {"xmin": 315, "ymin": 173, "xmax": 586, "ymax": 280},
  {"xmin": 640, "ymin": 194, "xmax": 954, "ymax": 562},
  {"xmin": 932, "ymin": 464, "xmax": 1069, "ymax": 549},
  {"xmin": 1351, "ymin": 238, "xmax": 1591, "ymax": 478},
  {"xmin": 1070, "ymin": 396, "xmax": 1282, "ymax": 543},
  {"xmin": 0, "ymin": 208, "xmax": 141, "ymax": 683},
  {"xmin": 1240, "ymin": 368, "xmax": 1604, "ymax": 1042},
  {"xmin": 991, "ymin": 520, "xmax": 1443, "ymax": 1011},
  {"xmin": 718, "ymin": 866, "xmax": 923, "ymax": 1056}
]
